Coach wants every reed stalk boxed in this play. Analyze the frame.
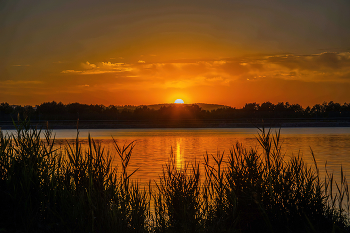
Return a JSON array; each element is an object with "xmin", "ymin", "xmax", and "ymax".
[{"xmin": 0, "ymin": 121, "xmax": 349, "ymax": 232}]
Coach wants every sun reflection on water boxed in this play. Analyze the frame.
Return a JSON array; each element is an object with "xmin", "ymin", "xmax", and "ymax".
[
  {"xmin": 25, "ymin": 127, "xmax": 350, "ymax": 186},
  {"xmin": 176, "ymin": 138, "xmax": 184, "ymax": 170}
]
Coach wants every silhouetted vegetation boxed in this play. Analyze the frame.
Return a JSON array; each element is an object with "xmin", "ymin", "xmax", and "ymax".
[
  {"xmin": 1, "ymin": 101, "xmax": 350, "ymax": 122},
  {"xmin": 0, "ymin": 120, "xmax": 150, "ymax": 233},
  {"xmin": 0, "ymin": 121, "xmax": 349, "ymax": 232}
]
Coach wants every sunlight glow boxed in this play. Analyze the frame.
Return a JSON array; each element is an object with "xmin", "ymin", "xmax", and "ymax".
[
  {"xmin": 176, "ymin": 138, "xmax": 184, "ymax": 170},
  {"xmin": 174, "ymin": 99, "xmax": 185, "ymax": 104}
]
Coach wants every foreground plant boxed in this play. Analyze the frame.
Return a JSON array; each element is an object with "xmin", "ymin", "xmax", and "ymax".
[
  {"xmin": 0, "ymin": 120, "xmax": 349, "ymax": 233},
  {"xmin": 153, "ymin": 153, "xmax": 203, "ymax": 233},
  {"xmin": 202, "ymin": 128, "xmax": 350, "ymax": 232},
  {"xmin": 0, "ymin": 120, "xmax": 149, "ymax": 233}
]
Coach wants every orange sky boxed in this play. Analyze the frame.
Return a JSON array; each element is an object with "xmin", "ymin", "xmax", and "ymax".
[{"xmin": 1, "ymin": 0, "xmax": 350, "ymax": 108}]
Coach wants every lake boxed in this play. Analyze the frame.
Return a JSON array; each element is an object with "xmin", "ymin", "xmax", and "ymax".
[{"xmin": 3, "ymin": 127, "xmax": 350, "ymax": 186}]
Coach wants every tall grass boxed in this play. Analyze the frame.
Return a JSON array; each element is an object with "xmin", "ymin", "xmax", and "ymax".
[
  {"xmin": 0, "ymin": 120, "xmax": 349, "ymax": 232},
  {"xmin": 153, "ymin": 127, "xmax": 350, "ymax": 233},
  {"xmin": 0, "ymin": 120, "xmax": 149, "ymax": 233},
  {"xmin": 201, "ymin": 128, "xmax": 350, "ymax": 232},
  {"xmin": 153, "ymin": 154, "xmax": 203, "ymax": 233}
]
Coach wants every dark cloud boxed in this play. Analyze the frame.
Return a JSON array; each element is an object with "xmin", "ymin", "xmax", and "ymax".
[{"xmin": 266, "ymin": 52, "xmax": 350, "ymax": 71}]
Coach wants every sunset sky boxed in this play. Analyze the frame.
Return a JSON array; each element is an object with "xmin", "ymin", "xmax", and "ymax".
[{"xmin": 1, "ymin": 0, "xmax": 350, "ymax": 108}]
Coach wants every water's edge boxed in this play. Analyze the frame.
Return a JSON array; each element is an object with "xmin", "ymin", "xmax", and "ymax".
[{"xmin": 1, "ymin": 119, "xmax": 350, "ymax": 129}]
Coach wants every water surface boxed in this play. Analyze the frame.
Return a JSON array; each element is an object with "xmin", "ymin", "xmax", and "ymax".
[{"xmin": 4, "ymin": 127, "xmax": 350, "ymax": 185}]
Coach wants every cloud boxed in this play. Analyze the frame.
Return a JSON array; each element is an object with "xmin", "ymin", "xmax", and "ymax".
[
  {"xmin": 61, "ymin": 70, "xmax": 83, "ymax": 74},
  {"xmin": 12, "ymin": 64, "xmax": 30, "ymax": 67},
  {"xmin": 101, "ymin": 62, "xmax": 124, "ymax": 67},
  {"xmin": 61, "ymin": 70, "xmax": 117, "ymax": 74},
  {"xmin": 60, "ymin": 51, "xmax": 350, "ymax": 91},
  {"xmin": 266, "ymin": 52, "xmax": 350, "ymax": 71},
  {"xmin": 260, "ymin": 52, "xmax": 350, "ymax": 82},
  {"xmin": 61, "ymin": 61, "xmax": 133, "ymax": 74},
  {"xmin": 81, "ymin": 61, "xmax": 97, "ymax": 69}
]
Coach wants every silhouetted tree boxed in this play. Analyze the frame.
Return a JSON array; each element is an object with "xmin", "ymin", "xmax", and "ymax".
[{"xmin": 1, "ymin": 101, "xmax": 349, "ymax": 122}]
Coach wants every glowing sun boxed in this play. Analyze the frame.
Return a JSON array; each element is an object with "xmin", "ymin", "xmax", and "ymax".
[{"xmin": 174, "ymin": 99, "xmax": 185, "ymax": 104}]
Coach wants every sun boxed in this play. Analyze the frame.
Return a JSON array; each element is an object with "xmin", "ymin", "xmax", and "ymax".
[{"xmin": 174, "ymin": 99, "xmax": 185, "ymax": 104}]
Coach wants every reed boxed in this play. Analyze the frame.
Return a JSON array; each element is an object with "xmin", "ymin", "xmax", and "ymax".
[
  {"xmin": 153, "ymin": 153, "xmax": 203, "ymax": 233},
  {"xmin": 0, "ymin": 120, "xmax": 349, "ymax": 232},
  {"xmin": 0, "ymin": 120, "xmax": 150, "ymax": 233},
  {"xmin": 200, "ymin": 127, "xmax": 350, "ymax": 232}
]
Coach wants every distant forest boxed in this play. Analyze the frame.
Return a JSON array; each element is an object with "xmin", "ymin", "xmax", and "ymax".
[{"xmin": 1, "ymin": 101, "xmax": 350, "ymax": 121}]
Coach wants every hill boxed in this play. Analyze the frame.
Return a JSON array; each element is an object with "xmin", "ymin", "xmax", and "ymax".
[{"xmin": 142, "ymin": 103, "xmax": 229, "ymax": 111}]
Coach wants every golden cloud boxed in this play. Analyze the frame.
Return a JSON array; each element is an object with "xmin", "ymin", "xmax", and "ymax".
[
  {"xmin": 81, "ymin": 61, "xmax": 97, "ymax": 69},
  {"xmin": 60, "ymin": 52, "xmax": 350, "ymax": 91},
  {"xmin": 61, "ymin": 61, "xmax": 133, "ymax": 74}
]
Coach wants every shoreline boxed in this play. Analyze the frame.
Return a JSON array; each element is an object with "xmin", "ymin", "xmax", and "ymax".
[{"xmin": 1, "ymin": 119, "xmax": 350, "ymax": 129}]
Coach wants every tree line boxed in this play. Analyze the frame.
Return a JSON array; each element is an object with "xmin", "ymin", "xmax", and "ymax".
[{"xmin": 1, "ymin": 101, "xmax": 350, "ymax": 121}]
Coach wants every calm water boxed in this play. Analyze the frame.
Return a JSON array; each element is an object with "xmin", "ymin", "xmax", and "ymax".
[{"xmin": 4, "ymin": 127, "xmax": 350, "ymax": 185}]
